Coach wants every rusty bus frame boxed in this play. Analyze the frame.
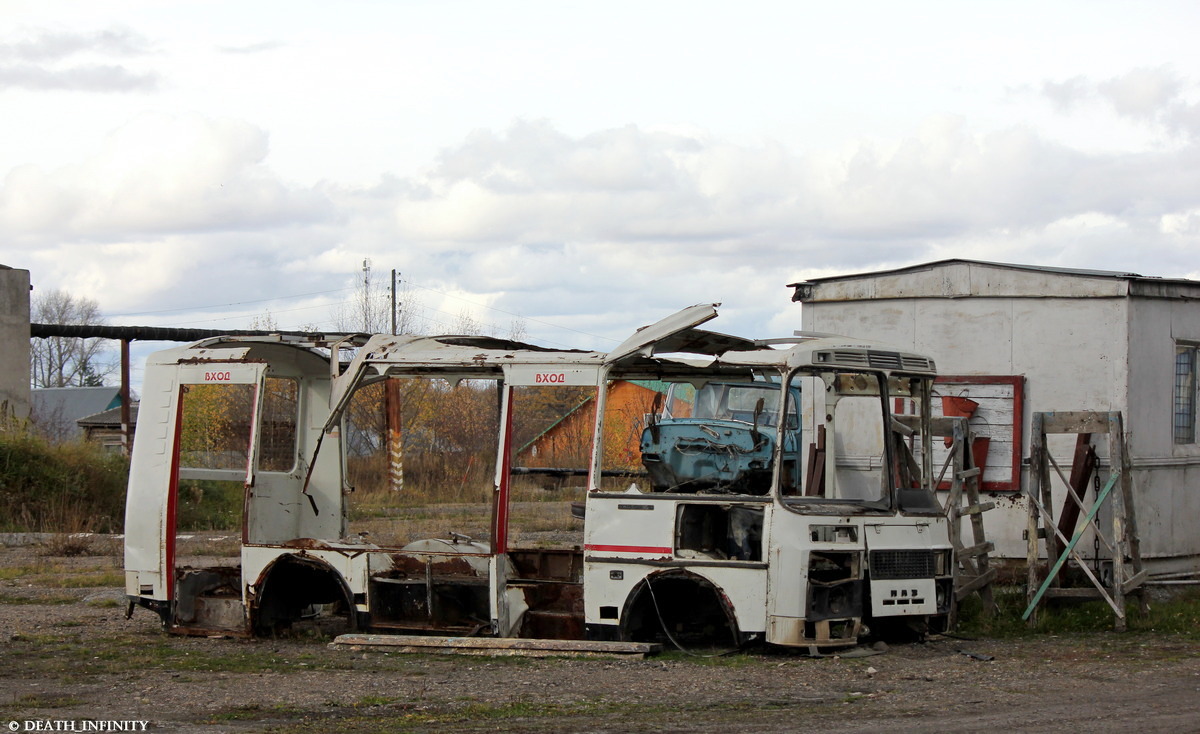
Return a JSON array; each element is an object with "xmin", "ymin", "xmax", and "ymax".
[{"xmin": 124, "ymin": 304, "xmax": 952, "ymax": 648}]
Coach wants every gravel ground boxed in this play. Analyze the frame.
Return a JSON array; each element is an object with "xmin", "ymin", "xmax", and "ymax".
[{"xmin": 2, "ymin": 536, "xmax": 1199, "ymax": 733}]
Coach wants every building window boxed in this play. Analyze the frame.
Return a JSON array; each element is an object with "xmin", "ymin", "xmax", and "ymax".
[{"xmin": 1175, "ymin": 346, "xmax": 1197, "ymax": 444}]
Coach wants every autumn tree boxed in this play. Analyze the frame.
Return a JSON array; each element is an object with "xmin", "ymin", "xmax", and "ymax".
[{"xmin": 29, "ymin": 289, "xmax": 115, "ymax": 388}]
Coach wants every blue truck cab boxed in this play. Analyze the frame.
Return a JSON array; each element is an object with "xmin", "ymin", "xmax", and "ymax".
[{"xmin": 640, "ymin": 381, "xmax": 801, "ymax": 495}]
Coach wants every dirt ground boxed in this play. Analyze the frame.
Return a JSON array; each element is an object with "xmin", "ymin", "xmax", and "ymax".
[{"xmin": 2, "ymin": 536, "xmax": 1200, "ymax": 733}]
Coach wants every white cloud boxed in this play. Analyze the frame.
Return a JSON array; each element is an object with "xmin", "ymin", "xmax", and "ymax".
[
  {"xmin": 1098, "ymin": 66, "xmax": 1183, "ymax": 120},
  {"xmin": 3, "ymin": 2, "xmax": 1197, "ymax": 389},
  {"xmin": 0, "ymin": 27, "xmax": 153, "ymax": 62},
  {"xmin": 0, "ymin": 27, "xmax": 158, "ymax": 92},
  {"xmin": 1161, "ymin": 208, "xmax": 1200, "ymax": 237},
  {"xmin": 1041, "ymin": 76, "xmax": 1092, "ymax": 113},
  {"xmin": 6, "ymin": 105, "xmax": 1200, "ymax": 348},
  {"xmin": 249, "ymin": 107, "xmax": 1196, "ymax": 345},
  {"xmin": 0, "ymin": 113, "xmax": 332, "ymax": 240},
  {"xmin": 1040, "ymin": 66, "xmax": 1200, "ymax": 143}
]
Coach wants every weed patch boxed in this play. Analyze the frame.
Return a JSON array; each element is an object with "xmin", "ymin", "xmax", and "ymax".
[
  {"xmin": 40, "ymin": 534, "xmax": 110, "ymax": 557},
  {"xmin": 0, "ymin": 431, "xmax": 128, "ymax": 533},
  {"xmin": 40, "ymin": 570, "xmax": 124, "ymax": 589},
  {"xmin": 3, "ymin": 562, "xmax": 124, "ymax": 589},
  {"xmin": 0, "ymin": 693, "xmax": 83, "ymax": 711},
  {"xmin": 353, "ymin": 695, "xmax": 399, "ymax": 707},
  {"xmin": 0, "ymin": 592, "xmax": 78, "ymax": 605},
  {"xmin": 208, "ymin": 703, "xmax": 307, "ymax": 722},
  {"xmin": 956, "ymin": 586, "xmax": 1200, "ymax": 640}
]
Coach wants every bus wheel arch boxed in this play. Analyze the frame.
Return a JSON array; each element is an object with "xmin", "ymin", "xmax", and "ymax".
[
  {"xmin": 251, "ymin": 554, "xmax": 355, "ymax": 636},
  {"xmin": 619, "ymin": 569, "xmax": 742, "ymax": 648}
]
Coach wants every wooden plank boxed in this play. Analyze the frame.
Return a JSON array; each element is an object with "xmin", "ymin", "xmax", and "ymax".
[
  {"xmin": 1039, "ymin": 411, "xmax": 1112, "ymax": 434},
  {"xmin": 955, "ymin": 568, "xmax": 998, "ymax": 598},
  {"xmin": 934, "ymin": 378, "xmax": 1022, "ymax": 491},
  {"xmin": 958, "ymin": 541, "xmax": 995, "ymax": 558},
  {"xmin": 960, "ymin": 502, "xmax": 995, "ymax": 516},
  {"xmin": 330, "ymin": 634, "xmax": 661, "ymax": 659},
  {"xmin": 1043, "ymin": 587, "xmax": 1106, "ymax": 599},
  {"xmin": 927, "ymin": 416, "xmax": 967, "ymax": 436},
  {"xmin": 1124, "ymin": 569, "xmax": 1148, "ymax": 591},
  {"xmin": 804, "ymin": 425, "xmax": 826, "ymax": 497},
  {"xmin": 1026, "ymin": 414, "xmax": 1044, "ymax": 625},
  {"xmin": 1108, "ymin": 417, "xmax": 1129, "ymax": 632},
  {"xmin": 1056, "ymin": 434, "xmax": 1097, "ymax": 543}
]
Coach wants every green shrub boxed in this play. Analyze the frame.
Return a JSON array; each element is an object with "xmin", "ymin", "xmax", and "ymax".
[
  {"xmin": 0, "ymin": 431, "xmax": 129, "ymax": 533},
  {"xmin": 174, "ymin": 480, "xmax": 243, "ymax": 531}
]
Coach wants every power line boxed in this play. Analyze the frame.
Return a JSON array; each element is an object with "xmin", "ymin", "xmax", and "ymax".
[
  {"xmin": 403, "ymin": 278, "xmax": 621, "ymax": 344},
  {"xmin": 107, "ymin": 286, "xmax": 355, "ymax": 318},
  {"xmin": 104, "ymin": 273, "xmax": 623, "ymax": 348},
  {"xmin": 159, "ymin": 296, "xmax": 361, "ymax": 326}
]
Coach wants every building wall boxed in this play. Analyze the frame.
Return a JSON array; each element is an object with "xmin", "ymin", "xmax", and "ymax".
[
  {"xmin": 804, "ymin": 295, "xmax": 1130, "ymax": 413},
  {"xmin": 0, "ymin": 266, "xmax": 31, "ymax": 422},
  {"xmin": 803, "ymin": 290, "xmax": 1137, "ymax": 560},
  {"xmin": 1124, "ymin": 297, "xmax": 1200, "ymax": 563}
]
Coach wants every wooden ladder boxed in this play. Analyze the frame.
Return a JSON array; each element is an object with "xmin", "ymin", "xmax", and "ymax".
[
  {"xmin": 934, "ymin": 416, "xmax": 997, "ymax": 621},
  {"xmin": 1024, "ymin": 411, "xmax": 1146, "ymax": 630}
]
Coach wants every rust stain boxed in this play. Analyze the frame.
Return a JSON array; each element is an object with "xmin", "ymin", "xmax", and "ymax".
[{"xmin": 386, "ymin": 554, "xmax": 479, "ymax": 577}]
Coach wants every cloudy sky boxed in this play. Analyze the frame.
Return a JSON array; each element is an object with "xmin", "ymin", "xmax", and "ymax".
[{"xmin": 3, "ymin": 0, "xmax": 1200, "ymax": 384}]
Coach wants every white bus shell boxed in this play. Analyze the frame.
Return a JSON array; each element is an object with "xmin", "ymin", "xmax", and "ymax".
[{"xmin": 124, "ymin": 305, "xmax": 951, "ymax": 648}]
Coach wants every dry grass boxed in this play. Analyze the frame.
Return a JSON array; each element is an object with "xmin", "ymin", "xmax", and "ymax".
[
  {"xmin": 40, "ymin": 533, "xmax": 121, "ymax": 558},
  {"xmin": 345, "ymin": 474, "xmax": 584, "ymax": 550},
  {"xmin": 0, "ymin": 559, "xmax": 123, "ymax": 589}
]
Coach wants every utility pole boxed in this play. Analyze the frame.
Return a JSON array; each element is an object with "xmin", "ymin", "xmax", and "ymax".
[
  {"xmin": 391, "ymin": 269, "xmax": 398, "ymax": 336},
  {"xmin": 387, "ymin": 267, "xmax": 403, "ymax": 490},
  {"xmin": 361, "ymin": 259, "xmax": 372, "ymax": 331}
]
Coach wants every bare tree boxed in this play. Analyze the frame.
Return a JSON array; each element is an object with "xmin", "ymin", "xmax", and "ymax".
[
  {"xmin": 335, "ymin": 260, "xmax": 425, "ymax": 335},
  {"xmin": 30, "ymin": 289, "xmax": 115, "ymax": 388},
  {"xmin": 508, "ymin": 318, "xmax": 528, "ymax": 342},
  {"xmin": 247, "ymin": 310, "xmax": 279, "ymax": 331}
]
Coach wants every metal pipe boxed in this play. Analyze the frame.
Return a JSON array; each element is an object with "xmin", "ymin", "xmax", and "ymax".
[{"xmin": 30, "ymin": 323, "xmax": 335, "ymax": 342}]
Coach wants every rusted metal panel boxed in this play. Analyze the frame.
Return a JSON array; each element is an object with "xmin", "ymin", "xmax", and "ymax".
[
  {"xmin": 331, "ymin": 634, "xmax": 660, "ymax": 658},
  {"xmin": 604, "ymin": 303, "xmax": 719, "ymax": 364}
]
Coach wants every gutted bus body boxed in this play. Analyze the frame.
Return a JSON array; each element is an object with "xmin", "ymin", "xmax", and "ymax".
[
  {"xmin": 124, "ymin": 328, "xmax": 613, "ymax": 638},
  {"xmin": 125, "ymin": 305, "xmax": 952, "ymax": 649},
  {"xmin": 584, "ymin": 336, "xmax": 953, "ymax": 649}
]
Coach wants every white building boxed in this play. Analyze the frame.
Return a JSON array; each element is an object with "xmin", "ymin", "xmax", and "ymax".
[
  {"xmin": 790, "ymin": 259, "xmax": 1200, "ymax": 574},
  {"xmin": 0, "ymin": 265, "xmax": 30, "ymax": 423}
]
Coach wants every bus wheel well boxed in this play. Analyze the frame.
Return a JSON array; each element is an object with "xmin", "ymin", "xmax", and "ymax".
[
  {"xmin": 620, "ymin": 570, "xmax": 742, "ymax": 649},
  {"xmin": 252, "ymin": 554, "xmax": 354, "ymax": 636}
]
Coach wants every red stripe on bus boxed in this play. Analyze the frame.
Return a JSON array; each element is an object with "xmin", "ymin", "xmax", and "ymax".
[{"xmin": 584, "ymin": 544, "xmax": 673, "ymax": 554}]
